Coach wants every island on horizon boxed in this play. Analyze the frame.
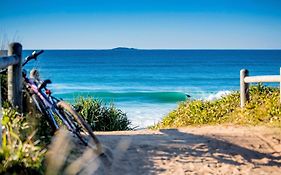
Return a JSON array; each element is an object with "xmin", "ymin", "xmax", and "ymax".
[{"xmin": 111, "ymin": 47, "xmax": 138, "ymax": 51}]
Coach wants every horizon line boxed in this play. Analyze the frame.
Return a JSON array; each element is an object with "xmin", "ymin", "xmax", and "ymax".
[{"xmin": 22, "ymin": 47, "xmax": 281, "ymax": 51}]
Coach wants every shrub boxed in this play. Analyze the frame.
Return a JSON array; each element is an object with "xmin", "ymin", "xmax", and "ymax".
[
  {"xmin": 154, "ymin": 84, "xmax": 281, "ymax": 129},
  {"xmin": 0, "ymin": 108, "xmax": 45, "ymax": 174},
  {"xmin": 230, "ymin": 85, "xmax": 281, "ymax": 126},
  {"xmin": 74, "ymin": 97, "xmax": 132, "ymax": 131}
]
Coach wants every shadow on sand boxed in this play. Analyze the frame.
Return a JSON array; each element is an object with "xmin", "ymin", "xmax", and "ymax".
[{"xmin": 97, "ymin": 128, "xmax": 281, "ymax": 174}]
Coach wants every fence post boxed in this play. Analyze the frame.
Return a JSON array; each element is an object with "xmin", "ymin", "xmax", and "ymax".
[
  {"xmin": 240, "ymin": 69, "xmax": 249, "ymax": 108},
  {"xmin": 7, "ymin": 42, "xmax": 22, "ymax": 111}
]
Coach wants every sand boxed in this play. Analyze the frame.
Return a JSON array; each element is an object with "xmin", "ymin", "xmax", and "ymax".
[
  {"xmin": 59, "ymin": 125, "xmax": 281, "ymax": 175},
  {"xmin": 93, "ymin": 125, "xmax": 281, "ymax": 175}
]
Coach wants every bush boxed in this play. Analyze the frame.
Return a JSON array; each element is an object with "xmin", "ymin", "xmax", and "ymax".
[
  {"xmin": 154, "ymin": 84, "xmax": 281, "ymax": 129},
  {"xmin": 230, "ymin": 85, "xmax": 281, "ymax": 126},
  {"xmin": 74, "ymin": 97, "xmax": 132, "ymax": 131},
  {"xmin": 0, "ymin": 108, "xmax": 45, "ymax": 174}
]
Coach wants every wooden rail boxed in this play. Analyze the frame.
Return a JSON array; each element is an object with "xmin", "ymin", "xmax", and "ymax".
[
  {"xmin": 244, "ymin": 75, "xmax": 280, "ymax": 83},
  {"xmin": 240, "ymin": 68, "xmax": 281, "ymax": 108}
]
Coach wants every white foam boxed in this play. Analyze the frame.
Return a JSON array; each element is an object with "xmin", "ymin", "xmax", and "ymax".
[
  {"xmin": 204, "ymin": 90, "xmax": 232, "ymax": 101},
  {"xmin": 118, "ymin": 103, "xmax": 177, "ymax": 129}
]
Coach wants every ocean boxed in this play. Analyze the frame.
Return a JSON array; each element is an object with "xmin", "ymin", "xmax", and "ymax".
[{"xmin": 23, "ymin": 49, "xmax": 281, "ymax": 128}]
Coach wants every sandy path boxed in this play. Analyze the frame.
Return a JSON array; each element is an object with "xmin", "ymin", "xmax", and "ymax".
[{"xmin": 91, "ymin": 126, "xmax": 281, "ymax": 175}]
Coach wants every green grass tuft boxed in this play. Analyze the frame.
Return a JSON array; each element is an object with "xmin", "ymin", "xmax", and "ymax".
[
  {"xmin": 153, "ymin": 84, "xmax": 281, "ymax": 129},
  {"xmin": 0, "ymin": 108, "xmax": 45, "ymax": 174},
  {"xmin": 74, "ymin": 97, "xmax": 132, "ymax": 131}
]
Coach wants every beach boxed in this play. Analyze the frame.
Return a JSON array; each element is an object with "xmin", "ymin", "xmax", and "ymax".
[
  {"xmin": 66, "ymin": 125, "xmax": 281, "ymax": 174},
  {"xmin": 2, "ymin": 0, "xmax": 281, "ymax": 174}
]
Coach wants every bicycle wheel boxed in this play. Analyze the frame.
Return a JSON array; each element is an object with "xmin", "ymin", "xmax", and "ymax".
[
  {"xmin": 30, "ymin": 93, "xmax": 58, "ymax": 133},
  {"xmin": 56, "ymin": 101, "xmax": 102, "ymax": 154}
]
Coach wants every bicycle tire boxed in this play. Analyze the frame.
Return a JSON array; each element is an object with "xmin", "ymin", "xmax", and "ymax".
[
  {"xmin": 57, "ymin": 101, "xmax": 102, "ymax": 154},
  {"xmin": 30, "ymin": 93, "xmax": 58, "ymax": 133}
]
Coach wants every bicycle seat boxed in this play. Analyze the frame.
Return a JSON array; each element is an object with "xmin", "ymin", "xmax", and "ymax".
[{"xmin": 38, "ymin": 79, "xmax": 52, "ymax": 91}]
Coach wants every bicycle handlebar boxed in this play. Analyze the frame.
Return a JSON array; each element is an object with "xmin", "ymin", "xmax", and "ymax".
[
  {"xmin": 33, "ymin": 50, "xmax": 44, "ymax": 58},
  {"xmin": 22, "ymin": 50, "xmax": 44, "ymax": 67}
]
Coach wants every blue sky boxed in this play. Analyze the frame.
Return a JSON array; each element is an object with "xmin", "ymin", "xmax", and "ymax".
[{"xmin": 1, "ymin": 0, "xmax": 281, "ymax": 49}]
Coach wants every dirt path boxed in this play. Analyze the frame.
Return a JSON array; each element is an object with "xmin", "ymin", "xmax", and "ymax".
[{"xmin": 92, "ymin": 126, "xmax": 281, "ymax": 175}]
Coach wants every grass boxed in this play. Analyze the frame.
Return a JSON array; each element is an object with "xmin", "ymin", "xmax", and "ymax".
[
  {"xmin": 0, "ymin": 108, "xmax": 46, "ymax": 174},
  {"xmin": 153, "ymin": 84, "xmax": 281, "ymax": 129},
  {"xmin": 74, "ymin": 97, "xmax": 132, "ymax": 131}
]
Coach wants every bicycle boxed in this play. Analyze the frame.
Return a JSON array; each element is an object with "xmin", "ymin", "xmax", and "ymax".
[{"xmin": 22, "ymin": 50, "xmax": 102, "ymax": 154}]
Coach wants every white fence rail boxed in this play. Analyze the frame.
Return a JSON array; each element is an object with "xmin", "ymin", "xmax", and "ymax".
[{"xmin": 240, "ymin": 68, "xmax": 281, "ymax": 108}]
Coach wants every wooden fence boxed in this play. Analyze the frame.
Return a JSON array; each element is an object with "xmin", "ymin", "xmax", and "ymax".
[
  {"xmin": 0, "ymin": 42, "xmax": 22, "ymax": 146},
  {"xmin": 0, "ymin": 42, "xmax": 23, "ymax": 109},
  {"xmin": 240, "ymin": 68, "xmax": 281, "ymax": 108}
]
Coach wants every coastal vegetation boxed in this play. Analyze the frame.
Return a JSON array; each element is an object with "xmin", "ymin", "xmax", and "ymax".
[
  {"xmin": 0, "ymin": 96, "xmax": 132, "ymax": 174},
  {"xmin": 0, "ymin": 97, "xmax": 131, "ymax": 174},
  {"xmin": 153, "ymin": 84, "xmax": 281, "ymax": 129},
  {"xmin": 0, "ymin": 108, "xmax": 45, "ymax": 174},
  {"xmin": 74, "ymin": 97, "xmax": 132, "ymax": 131}
]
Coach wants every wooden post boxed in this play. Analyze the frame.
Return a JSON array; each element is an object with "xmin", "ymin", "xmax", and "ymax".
[
  {"xmin": 240, "ymin": 69, "xmax": 249, "ymax": 108},
  {"xmin": 7, "ymin": 42, "xmax": 22, "ymax": 111}
]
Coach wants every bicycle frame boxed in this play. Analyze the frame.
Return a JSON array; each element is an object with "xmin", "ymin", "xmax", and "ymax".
[
  {"xmin": 23, "ymin": 74, "xmax": 75, "ymax": 132},
  {"xmin": 22, "ymin": 50, "xmax": 80, "ymax": 133},
  {"xmin": 20, "ymin": 51, "xmax": 103, "ymax": 153}
]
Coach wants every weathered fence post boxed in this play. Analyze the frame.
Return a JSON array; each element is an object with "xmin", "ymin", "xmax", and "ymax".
[
  {"xmin": 240, "ymin": 69, "xmax": 249, "ymax": 108},
  {"xmin": 7, "ymin": 42, "xmax": 22, "ymax": 111}
]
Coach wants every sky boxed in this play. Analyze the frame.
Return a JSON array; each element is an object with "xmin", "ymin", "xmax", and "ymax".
[{"xmin": 0, "ymin": 0, "xmax": 281, "ymax": 49}]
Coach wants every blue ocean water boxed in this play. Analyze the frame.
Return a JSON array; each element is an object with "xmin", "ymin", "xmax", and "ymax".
[{"xmin": 23, "ymin": 49, "xmax": 281, "ymax": 128}]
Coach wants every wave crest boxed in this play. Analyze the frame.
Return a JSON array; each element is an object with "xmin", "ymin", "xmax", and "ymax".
[
  {"xmin": 205, "ymin": 91, "xmax": 232, "ymax": 101},
  {"xmin": 56, "ymin": 91, "xmax": 188, "ymax": 103}
]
